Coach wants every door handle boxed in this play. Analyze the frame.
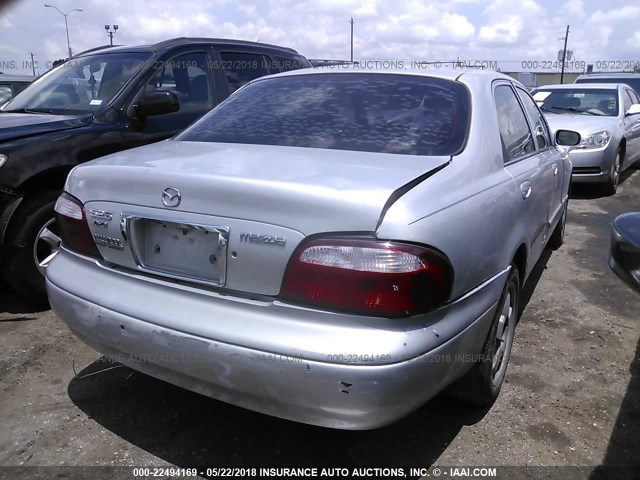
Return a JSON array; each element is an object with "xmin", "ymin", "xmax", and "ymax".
[
  {"xmin": 520, "ymin": 181, "xmax": 532, "ymax": 200},
  {"xmin": 553, "ymin": 164, "xmax": 559, "ymax": 176}
]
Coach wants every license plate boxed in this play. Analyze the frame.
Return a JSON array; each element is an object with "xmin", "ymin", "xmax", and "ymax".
[{"xmin": 132, "ymin": 219, "xmax": 229, "ymax": 286}]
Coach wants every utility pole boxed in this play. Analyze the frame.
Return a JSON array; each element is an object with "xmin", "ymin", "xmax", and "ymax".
[
  {"xmin": 350, "ymin": 17, "xmax": 354, "ymax": 63},
  {"xmin": 30, "ymin": 53, "xmax": 36, "ymax": 76},
  {"xmin": 560, "ymin": 25, "xmax": 570, "ymax": 84}
]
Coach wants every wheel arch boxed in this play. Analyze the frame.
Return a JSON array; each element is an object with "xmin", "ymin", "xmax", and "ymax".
[{"xmin": 512, "ymin": 243, "xmax": 527, "ymax": 288}]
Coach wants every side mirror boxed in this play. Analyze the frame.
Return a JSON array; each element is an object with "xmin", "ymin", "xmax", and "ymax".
[
  {"xmin": 609, "ymin": 212, "xmax": 640, "ymax": 292},
  {"xmin": 556, "ymin": 130, "xmax": 581, "ymax": 146},
  {"xmin": 134, "ymin": 91, "xmax": 179, "ymax": 117},
  {"xmin": 625, "ymin": 104, "xmax": 640, "ymax": 116}
]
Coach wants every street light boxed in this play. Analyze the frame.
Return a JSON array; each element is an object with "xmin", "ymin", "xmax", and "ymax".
[
  {"xmin": 105, "ymin": 24, "xmax": 119, "ymax": 46},
  {"xmin": 44, "ymin": 4, "xmax": 82, "ymax": 59}
]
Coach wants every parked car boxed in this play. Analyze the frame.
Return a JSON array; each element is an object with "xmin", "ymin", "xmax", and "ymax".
[
  {"xmin": 0, "ymin": 74, "xmax": 34, "ymax": 106},
  {"xmin": 531, "ymin": 83, "xmax": 640, "ymax": 195},
  {"xmin": 576, "ymin": 73, "xmax": 640, "ymax": 97},
  {"xmin": 46, "ymin": 69, "xmax": 579, "ymax": 429},
  {"xmin": 0, "ymin": 37, "xmax": 310, "ymax": 303},
  {"xmin": 609, "ymin": 212, "xmax": 640, "ymax": 292}
]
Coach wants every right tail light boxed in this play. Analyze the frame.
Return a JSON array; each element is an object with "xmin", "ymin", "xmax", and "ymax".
[{"xmin": 280, "ymin": 238, "xmax": 453, "ymax": 317}]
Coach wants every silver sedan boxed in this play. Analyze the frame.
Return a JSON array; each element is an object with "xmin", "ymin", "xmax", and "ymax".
[
  {"xmin": 532, "ymin": 83, "xmax": 640, "ymax": 195},
  {"xmin": 46, "ymin": 69, "xmax": 576, "ymax": 429}
]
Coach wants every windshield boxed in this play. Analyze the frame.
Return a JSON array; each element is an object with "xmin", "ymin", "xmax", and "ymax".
[
  {"xmin": 532, "ymin": 88, "xmax": 619, "ymax": 116},
  {"xmin": 2, "ymin": 52, "xmax": 151, "ymax": 114},
  {"xmin": 576, "ymin": 77, "xmax": 640, "ymax": 97},
  {"xmin": 177, "ymin": 73, "xmax": 471, "ymax": 156}
]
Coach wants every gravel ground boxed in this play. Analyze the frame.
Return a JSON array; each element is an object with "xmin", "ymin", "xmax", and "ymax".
[{"xmin": 0, "ymin": 171, "xmax": 638, "ymax": 480}]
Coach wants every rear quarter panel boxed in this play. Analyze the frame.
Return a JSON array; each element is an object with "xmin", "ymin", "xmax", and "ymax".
[{"xmin": 377, "ymin": 74, "xmax": 531, "ymax": 300}]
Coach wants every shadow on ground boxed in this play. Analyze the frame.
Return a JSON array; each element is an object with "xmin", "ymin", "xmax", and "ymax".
[
  {"xmin": 0, "ymin": 288, "xmax": 49, "ymax": 315},
  {"xmin": 68, "ymin": 360, "xmax": 488, "ymax": 468},
  {"xmin": 569, "ymin": 169, "xmax": 636, "ymax": 201}
]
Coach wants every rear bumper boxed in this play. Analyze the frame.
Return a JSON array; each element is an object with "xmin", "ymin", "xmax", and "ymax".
[{"xmin": 47, "ymin": 249, "xmax": 505, "ymax": 429}]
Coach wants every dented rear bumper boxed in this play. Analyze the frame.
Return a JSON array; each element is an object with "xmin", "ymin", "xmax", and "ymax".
[{"xmin": 47, "ymin": 249, "xmax": 504, "ymax": 429}]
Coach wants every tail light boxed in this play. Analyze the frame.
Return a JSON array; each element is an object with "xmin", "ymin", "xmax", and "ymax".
[
  {"xmin": 280, "ymin": 238, "xmax": 453, "ymax": 317},
  {"xmin": 54, "ymin": 192, "xmax": 101, "ymax": 258}
]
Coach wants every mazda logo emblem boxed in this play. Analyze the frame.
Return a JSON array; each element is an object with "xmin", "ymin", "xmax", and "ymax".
[{"xmin": 162, "ymin": 187, "xmax": 181, "ymax": 207}]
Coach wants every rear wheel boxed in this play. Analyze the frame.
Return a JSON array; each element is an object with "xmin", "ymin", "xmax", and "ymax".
[
  {"xmin": 2, "ymin": 190, "xmax": 61, "ymax": 304},
  {"xmin": 603, "ymin": 150, "xmax": 622, "ymax": 196},
  {"xmin": 448, "ymin": 264, "xmax": 520, "ymax": 407}
]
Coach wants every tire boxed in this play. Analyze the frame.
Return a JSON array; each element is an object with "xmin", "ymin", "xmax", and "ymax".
[
  {"xmin": 603, "ymin": 149, "xmax": 622, "ymax": 196},
  {"xmin": 447, "ymin": 264, "xmax": 520, "ymax": 407},
  {"xmin": 547, "ymin": 199, "xmax": 568, "ymax": 250},
  {"xmin": 2, "ymin": 190, "xmax": 61, "ymax": 304}
]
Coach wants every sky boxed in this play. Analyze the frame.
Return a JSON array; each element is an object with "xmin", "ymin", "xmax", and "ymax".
[{"xmin": 0, "ymin": 0, "xmax": 639, "ymax": 75}]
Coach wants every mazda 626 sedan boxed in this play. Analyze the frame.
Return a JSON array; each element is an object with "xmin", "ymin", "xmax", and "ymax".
[{"xmin": 46, "ymin": 69, "xmax": 578, "ymax": 429}]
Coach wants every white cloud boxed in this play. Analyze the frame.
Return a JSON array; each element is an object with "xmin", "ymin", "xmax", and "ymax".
[
  {"xmin": 565, "ymin": 0, "xmax": 585, "ymax": 18},
  {"xmin": 1, "ymin": 0, "xmax": 640, "ymax": 75},
  {"xmin": 589, "ymin": 5, "xmax": 640, "ymax": 23},
  {"xmin": 478, "ymin": 15, "xmax": 523, "ymax": 46}
]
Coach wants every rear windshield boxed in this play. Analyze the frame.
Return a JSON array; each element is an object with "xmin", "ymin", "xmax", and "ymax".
[
  {"xmin": 177, "ymin": 73, "xmax": 470, "ymax": 156},
  {"xmin": 576, "ymin": 77, "xmax": 640, "ymax": 96}
]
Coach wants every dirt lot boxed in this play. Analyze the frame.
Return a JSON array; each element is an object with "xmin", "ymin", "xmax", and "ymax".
[{"xmin": 0, "ymin": 172, "xmax": 638, "ymax": 479}]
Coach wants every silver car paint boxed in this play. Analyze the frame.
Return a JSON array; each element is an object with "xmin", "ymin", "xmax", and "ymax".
[
  {"xmin": 535, "ymin": 83, "xmax": 640, "ymax": 182},
  {"xmin": 48, "ymin": 69, "xmax": 572, "ymax": 429}
]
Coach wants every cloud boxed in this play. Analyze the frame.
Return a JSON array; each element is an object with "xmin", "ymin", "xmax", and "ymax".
[
  {"xmin": 478, "ymin": 15, "xmax": 523, "ymax": 46},
  {"xmin": 1, "ymin": 0, "xmax": 640, "ymax": 76},
  {"xmin": 589, "ymin": 5, "xmax": 640, "ymax": 23}
]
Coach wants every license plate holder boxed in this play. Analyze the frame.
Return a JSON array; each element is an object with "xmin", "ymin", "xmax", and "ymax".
[{"xmin": 126, "ymin": 217, "xmax": 229, "ymax": 286}]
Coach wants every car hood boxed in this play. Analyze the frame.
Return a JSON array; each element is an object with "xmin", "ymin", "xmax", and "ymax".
[
  {"xmin": 0, "ymin": 112, "xmax": 92, "ymax": 142},
  {"xmin": 67, "ymin": 140, "xmax": 451, "ymax": 235},
  {"xmin": 544, "ymin": 113, "xmax": 619, "ymax": 136}
]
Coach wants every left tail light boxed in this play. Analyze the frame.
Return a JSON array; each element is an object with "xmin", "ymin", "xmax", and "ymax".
[{"xmin": 54, "ymin": 192, "xmax": 101, "ymax": 258}]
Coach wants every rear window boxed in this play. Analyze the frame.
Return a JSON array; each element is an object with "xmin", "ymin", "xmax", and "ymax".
[
  {"xmin": 177, "ymin": 73, "xmax": 471, "ymax": 156},
  {"xmin": 576, "ymin": 77, "xmax": 640, "ymax": 96}
]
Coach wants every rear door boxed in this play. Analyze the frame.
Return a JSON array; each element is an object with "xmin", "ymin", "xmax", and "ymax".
[
  {"xmin": 216, "ymin": 49, "xmax": 275, "ymax": 99},
  {"xmin": 515, "ymin": 85, "xmax": 565, "ymax": 228},
  {"xmin": 495, "ymin": 82, "xmax": 555, "ymax": 273}
]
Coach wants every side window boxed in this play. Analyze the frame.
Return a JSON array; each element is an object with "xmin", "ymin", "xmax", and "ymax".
[
  {"xmin": 142, "ymin": 52, "xmax": 213, "ymax": 112},
  {"xmin": 494, "ymin": 85, "xmax": 535, "ymax": 162},
  {"xmin": 516, "ymin": 87, "xmax": 550, "ymax": 149},
  {"xmin": 627, "ymin": 89, "xmax": 640, "ymax": 104},
  {"xmin": 622, "ymin": 89, "xmax": 633, "ymax": 113},
  {"xmin": 219, "ymin": 52, "xmax": 271, "ymax": 93},
  {"xmin": 274, "ymin": 55, "xmax": 307, "ymax": 72}
]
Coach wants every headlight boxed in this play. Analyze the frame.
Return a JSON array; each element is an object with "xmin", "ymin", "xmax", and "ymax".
[
  {"xmin": 0, "ymin": 154, "xmax": 7, "ymax": 168},
  {"xmin": 574, "ymin": 131, "xmax": 610, "ymax": 150}
]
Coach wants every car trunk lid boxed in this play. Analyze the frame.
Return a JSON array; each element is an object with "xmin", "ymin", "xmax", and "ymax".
[{"xmin": 69, "ymin": 140, "xmax": 449, "ymax": 295}]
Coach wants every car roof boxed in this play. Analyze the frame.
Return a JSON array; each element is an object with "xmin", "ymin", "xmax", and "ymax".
[
  {"xmin": 577, "ymin": 73, "xmax": 640, "ymax": 78},
  {"xmin": 533, "ymin": 83, "xmax": 625, "ymax": 90},
  {"xmin": 74, "ymin": 37, "xmax": 301, "ymax": 58},
  {"xmin": 254, "ymin": 66, "xmax": 516, "ymax": 84}
]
